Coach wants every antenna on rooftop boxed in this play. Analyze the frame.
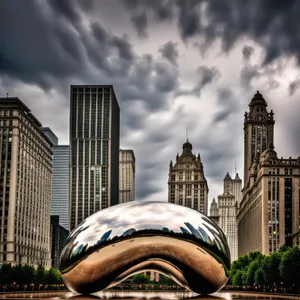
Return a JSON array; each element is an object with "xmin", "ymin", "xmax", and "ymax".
[
  {"xmin": 186, "ymin": 127, "xmax": 189, "ymax": 142},
  {"xmin": 235, "ymin": 161, "xmax": 237, "ymax": 174}
]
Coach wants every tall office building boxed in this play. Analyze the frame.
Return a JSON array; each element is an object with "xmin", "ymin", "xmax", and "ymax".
[
  {"xmin": 70, "ymin": 85, "xmax": 120, "ymax": 231},
  {"xmin": 42, "ymin": 128, "xmax": 69, "ymax": 229},
  {"xmin": 208, "ymin": 198, "xmax": 220, "ymax": 226},
  {"xmin": 52, "ymin": 145, "xmax": 69, "ymax": 229},
  {"xmin": 218, "ymin": 172, "xmax": 241, "ymax": 262},
  {"xmin": 42, "ymin": 127, "xmax": 58, "ymax": 146},
  {"xmin": 50, "ymin": 216, "xmax": 69, "ymax": 269},
  {"xmin": 243, "ymin": 91, "xmax": 274, "ymax": 188},
  {"xmin": 0, "ymin": 97, "xmax": 52, "ymax": 267},
  {"xmin": 210, "ymin": 198, "xmax": 218, "ymax": 217},
  {"xmin": 238, "ymin": 92, "xmax": 300, "ymax": 256},
  {"xmin": 168, "ymin": 140, "xmax": 209, "ymax": 215},
  {"xmin": 119, "ymin": 149, "xmax": 135, "ymax": 203}
]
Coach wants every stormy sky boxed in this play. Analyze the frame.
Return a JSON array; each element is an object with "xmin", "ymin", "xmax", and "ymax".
[{"xmin": 1, "ymin": 0, "xmax": 300, "ymax": 207}]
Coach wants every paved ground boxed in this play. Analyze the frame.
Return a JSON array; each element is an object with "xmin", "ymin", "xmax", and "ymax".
[{"xmin": 0, "ymin": 290, "xmax": 299, "ymax": 300}]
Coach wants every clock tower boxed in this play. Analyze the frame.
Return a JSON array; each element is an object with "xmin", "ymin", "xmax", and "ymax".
[{"xmin": 243, "ymin": 91, "xmax": 274, "ymax": 188}]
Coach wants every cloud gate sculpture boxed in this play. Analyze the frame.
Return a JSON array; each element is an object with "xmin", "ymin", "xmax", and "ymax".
[{"xmin": 60, "ymin": 201, "xmax": 230, "ymax": 295}]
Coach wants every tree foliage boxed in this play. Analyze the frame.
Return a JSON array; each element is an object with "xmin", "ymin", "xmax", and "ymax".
[
  {"xmin": 232, "ymin": 270, "xmax": 243, "ymax": 286},
  {"xmin": 279, "ymin": 247, "xmax": 300, "ymax": 287},
  {"xmin": 132, "ymin": 273, "xmax": 150, "ymax": 284},
  {"xmin": 0, "ymin": 264, "xmax": 62, "ymax": 287},
  {"xmin": 230, "ymin": 247, "xmax": 300, "ymax": 290}
]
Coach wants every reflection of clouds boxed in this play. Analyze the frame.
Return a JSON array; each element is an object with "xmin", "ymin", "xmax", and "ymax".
[{"xmin": 64, "ymin": 201, "xmax": 230, "ymax": 265}]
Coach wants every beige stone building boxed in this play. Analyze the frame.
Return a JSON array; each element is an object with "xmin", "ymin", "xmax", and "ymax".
[
  {"xmin": 209, "ymin": 172, "xmax": 242, "ymax": 262},
  {"xmin": 119, "ymin": 149, "xmax": 135, "ymax": 203},
  {"xmin": 168, "ymin": 140, "xmax": 208, "ymax": 215},
  {"xmin": 238, "ymin": 91, "xmax": 300, "ymax": 256},
  {"xmin": 0, "ymin": 97, "xmax": 52, "ymax": 268}
]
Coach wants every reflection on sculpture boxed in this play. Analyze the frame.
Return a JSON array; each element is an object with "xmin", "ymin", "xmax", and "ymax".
[{"xmin": 60, "ymin": 201, "xmax": 230, "ymax": 295}]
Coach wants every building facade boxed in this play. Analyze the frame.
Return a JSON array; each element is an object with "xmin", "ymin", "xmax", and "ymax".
[
  {"xmin": 209, "ymin": 172, "xmax": 241, "ymax": 262},
  {"xmin": 168, "ymin": 141, "xmax": 209, "ymax": 215},
  {"xmin": 50, "ymin": 215, "xmax": 69, "ymax": 269},
  {"xmin": 0, "ymin": 97, "xmax": 52, "ymax": 267},
  {"xmin": 52, "ymin": 145, "xmax": 69, "ymax": 229},
  {"xmin": 69, "ymin": 85, "xmax": 120, "ymax": 231},
  {"xmin": 238, "ymin": 91, "xmax": 300, "ymax": 256},
  {"xmin": 42, "ymin": 127, "xmax": 58, "ymax": 146},
  {"xmin": 210, "ymin": 198, "xmax": 218, "ymax": 217},
  {"xmin": 119, "ymin": 150, "xmax": 135, "ymax": 203},
  {"xmin": 42, "ymin": 128, "xmax": 70, "ymax": 229}
]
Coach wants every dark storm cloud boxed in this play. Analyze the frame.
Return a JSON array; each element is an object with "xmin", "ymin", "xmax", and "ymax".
[
  {"xmin": 240, "ymin": 65, "xmax": 261, "ymax": 88},
  {"xmin": 124, "ymin": 0, "xmax": 174, "ymax": 21},
  {"xmin": 0, "ymin": 0, "xmax": 87, "ymax": 90},
  {"xmin": 177, "ymin": 66, "xmax": 220, "ymax": 97},
  {"xmin": 288, "ymin": 79, "xmax": 300, "ymax": 96},
  {"xmin": 159, "ymin": 41, "xmax": 179, "ymax": 65},
  {"xmin": 213, "ymin": 88, "xmax": 238, "ymax": 123},
  {"xmin": 124, "ymin": 0, "xmax": 300, "ymax": 67},
  {"xmin": 76, "ymin": 0, "xmax": 95, "ymax": 12},
  {"xmin": 131, "ymin": 11, "xmax": 148, "ymax": 38},
  {"xmin": 242, "ymin": 45, "xmax": 255, "ymax": 61}
]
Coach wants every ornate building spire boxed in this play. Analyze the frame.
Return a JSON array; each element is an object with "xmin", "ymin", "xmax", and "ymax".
[{"xmin": 243, "ymin": 91, "xmax": 275, "ymax": 188}]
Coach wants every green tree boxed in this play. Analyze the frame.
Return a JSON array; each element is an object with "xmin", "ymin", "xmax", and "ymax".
[
  {"xmin": 47, "ymin": 268, "xmax": 61, "ymax": 284},
  {"xmin": 35, "ymin": 265, "xmax": 46, "ymax": 285},
  {"xmin": 246, "ymin": 260, "xmax": 259, "ymax": 285},
  {"xmin": 249, "ymin": 251, "xmax": 263, "ymax": 262},
  {"xmin": 132, "ymin": 273, "xmax": 150, "ymax": 284},
  {"xmin": 0, "ymin": 263, "xmax": 13, "ymax": 285},
  {"xmin": 262, "ymin": 252, "xmax": 282, "ymax": 286},
  {"xmin": 232, "ymin": 270, "xmax": 243, "ymax": 286},
  {"xmin": 12, "ymin": 264, "xmax": 24, "ymax": 285},
  {"xmin": 159, "ymin": 275, "xmax": 175, "ymax": 285},
  {"xmin": 279, "ymin": 247, "xmax": 300, "ymax": 288},
  {"xmin": 254, "ymin": 268, "xmax": 264, "ymax": 286},
  {"xmin": 22, "ymin": 265, "xmax": 35, "ymax": 285}
]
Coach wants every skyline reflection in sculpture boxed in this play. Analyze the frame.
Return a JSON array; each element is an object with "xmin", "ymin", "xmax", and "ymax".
[{"xmin": 60, "ymin": 201, "xmax": 230, "ymax": 295}]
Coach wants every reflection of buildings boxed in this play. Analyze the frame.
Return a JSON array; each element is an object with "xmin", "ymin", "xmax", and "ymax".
[
  {"xmin": 50, "ymin": 216, "xmax": 69, "ymax": 269},
  {"xmin": 43, "ymin": 128, "xmax": 69, "ymax": 230},
  {"xmin": 98, "ymin": 230, "xmax": 112, "ymax": 243},
  {"xmin": 168, "ymin": 140, "xmax": 209, "ymax": 215},
  {"xmin": 70, "ymin": 85, "xmax": 120, "ymax": 231},
  {"xmin": 144, "ymin": 271, "xmax": 160, "ymax": 282},
  {"xmin": 238, "ymin": 91, "xmax": 300, "ymax": 256},
  {"xmin": 122, "ymin": 228, "xmax": 136, "ymax": 237},
  {"xmin": 0, "ymin": 97, "xmax": 52, "ymax": 267},
  {"xmin": 119, "ymin": 150, "xmax": 135, "ymax": 203}
]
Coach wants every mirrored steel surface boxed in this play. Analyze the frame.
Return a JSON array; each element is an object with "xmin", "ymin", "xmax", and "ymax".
[{"xmin": 60, "ymin": 201, "xmax": 230, "ymax": 295}]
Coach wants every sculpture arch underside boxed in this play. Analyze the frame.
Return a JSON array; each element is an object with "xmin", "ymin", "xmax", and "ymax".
[{"xmin": 60, "ymin": 201, "xmax": 230, "ymax": 295}]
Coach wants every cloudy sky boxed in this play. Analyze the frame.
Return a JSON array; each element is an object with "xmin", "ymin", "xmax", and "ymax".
[{"xmin": 1, "ymin": 0, "xmax": 300, "ymax": 207}]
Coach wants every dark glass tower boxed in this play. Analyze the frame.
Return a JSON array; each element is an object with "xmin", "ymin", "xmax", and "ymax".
[{"xmin": 69, "ymin": 85, "xmax": 120, "ymax": 231}]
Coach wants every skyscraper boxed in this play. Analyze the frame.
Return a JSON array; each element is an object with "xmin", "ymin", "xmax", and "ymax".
[
  {"xmin": 209, "ymin": 198, "xmax": 218, "ymax": 217},
  {"xmin": 42, "ymin": 127, "xmax": 58, "ymax": 146},
  {"xmin": 50, "ymin": 215, "xmax": 69, "ymax": 269},
  {"xmin": 119, "ymin": 149, "xmax": 135, "ymax": 203},
  {"xmin": 218, "ymin": 172, "xmax": 241, "ymax": 262},
  {"xmin": 168, "ymin": 140, "xmax": 209, "ymax": 215},
  {"xmin": 238, "ymin": 92, "xmax": 300, "ymax": 256},
  {"xmin": 52, "ymin": 145, "xmax": 69, "ymax": 229},
  {"xmin": 42, "ymin": 128, "xmax": 70, "ymax": 229},
  {"xmin": 0, "ymin": 97, "xmax": 52, "ymax": 267},
  {"xmin": 69, "ymin": 85, "xmax": 120, "ymax": 231},
  {"xmin": 243, "ymin": 91, "xmax": 274, "ymax": 188}
]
